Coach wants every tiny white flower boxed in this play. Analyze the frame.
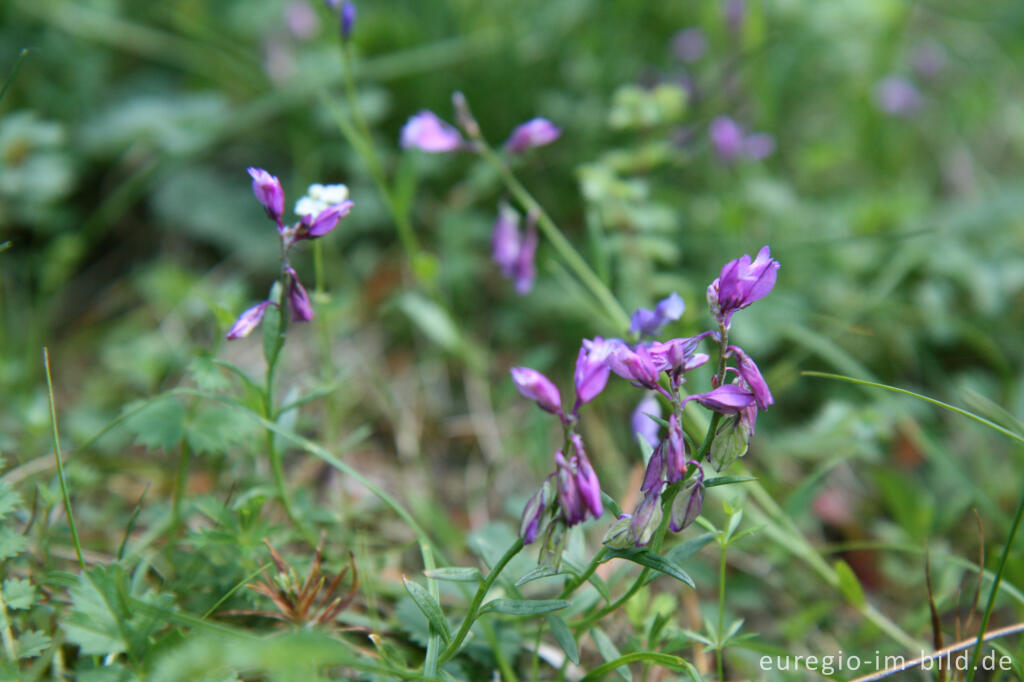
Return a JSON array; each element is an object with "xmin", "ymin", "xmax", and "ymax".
[
  {"xmin": 295, "ymin": 196, "xmax": 325, "ymax": 218},
  {"xmin": 320, "ymin": 183, "xmax": 349, "ymax": 204}
]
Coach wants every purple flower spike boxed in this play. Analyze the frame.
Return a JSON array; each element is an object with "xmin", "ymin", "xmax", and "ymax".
[
  {"xmin": 574, "ymin": 341, "xmax": 613, "ymax": 404},
  {"xmin": 707, "ymin": 245, "xmax": 779, "ymax": 327},
  {"xmin": 304, "ymin": 200, "xmax": 354, "ymax": 238},
  {"xmin": 727, "ymin": 345, "xmax": 773, "ymax": 410},
  {"xmin": 400, "ymin": 111, "xmax": 464, "ymax": 152},
  {"xmin": 571, "ymin": 434, "xmax": 603, "ymax": 519},
  {"xmin": 340, "ymin": 1, "xmax": 356, "ymax": 39},
  {"xmin": 709, "ymin": 116, "xmax": 744, "ymax": 161},
  {"xmin": 226, "ymin": 301, "xmax": 275, "ymax": 340},
  {"xmin": 632, "ymin": 393, "xmax": 662, "ymax": 448},
  {"xmin": 514, "ymin": 219, "xmax": 538, "ymax": 295},
  {"xmin": 286, "ymin": 268, "xmax": 314, "ymax": 322},
  {"xmin": 630, "ymin": 292, "xmax": 686, "ymax": 336},
  {"xmin": 665, "ymin": 414, "xmax": 687, "ymax": 482},
  {"xmin": 247, "ymin": 167, "xmax": 285, "ymax": 225},
  {"xmin": 504, "ymin": 118, "xmax": 561, "ymax": 153},
  {"xmin": 492, "ymin": 202, "xmax": 521, "ymax": 276},
  {"xmin": 682, "ymin": 384, "xmax": 756, "ymax": 414},
  {"xmin": 510, "ymin": 367, "xmax": 562, "ymax": 415}
]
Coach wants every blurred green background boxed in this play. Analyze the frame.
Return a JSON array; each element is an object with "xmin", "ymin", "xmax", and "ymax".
[{"xmin": 3, "ymin": 0, "xmax": 1024, "ymax": 677}]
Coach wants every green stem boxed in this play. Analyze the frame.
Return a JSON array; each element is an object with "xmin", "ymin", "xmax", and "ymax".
[
  {"xmin": 716, "ymin": 541, "xmax": 727, "ymax": 682},
  {"xmin": 558, "ymin": 546, "xmax": 608, "ymax": 598},
  {"xmin": 965, "ymin": 487, "xmax": 1024, "ymax": 682},
  {"xmin": 172, "ymin": 439, "xmax": 191, "ymax": 532},
  {"xmin": 474, "ymin": 141, "xmax": 629, "ymax": 330},
  {"xmin": 438, "ymin": 538, "xmax": 525, "ymax": 664},
  {"xmin": 0, "ymin": 587, "xmax": 17, "ymax": 661},
  {"xmin": 43, "ymin": 348, "xmax": 85, "ymax": 571}
]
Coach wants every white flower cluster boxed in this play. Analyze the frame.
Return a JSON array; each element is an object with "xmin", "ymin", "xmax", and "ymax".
[{"xmin": 294, "ymin": 183, "xmax": 349, "ymax": 219}]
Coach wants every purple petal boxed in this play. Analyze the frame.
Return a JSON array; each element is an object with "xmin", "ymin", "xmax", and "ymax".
[
  {"xmin": 510, "ymin": 367, "xmax": 562, "ymax": 414},
  {"xmin": 709, "ymin": 116, "xmax": 744, "ymax": 161},
  {"xmin": 631, "ymin": 393, "xmax": 662, "ymax": 448},
  {"xmin": 226, "ymin": 301, "xmax": 275, "ymax": 339},
  {"xmin": 514, "ymin": 220, "xmax": 538, "ymax": 295},
  {"xmin": 287, "ymin": 269, "xmax": 314, "ymax": 322},
  {"xmin": 304, "ymin": 200, "xmax": 353, "ymax": 238},
  {"xmin": 491, "ymin": 202, "xmax": 522, "ymax": 275},
  {"xmin": 504, "ymin": 118, "xmax": 561, "ymax": 153},
  {"xmin": 400, "ymin": 111, "xmax": 464, "ymax": 152},
  {"xmin": 682, "ymin": 384, "xmax": 756, "ymax": 414},
  {"xmin": 247, "ymin": 167, "xmax": 285, "ymax": 224}
]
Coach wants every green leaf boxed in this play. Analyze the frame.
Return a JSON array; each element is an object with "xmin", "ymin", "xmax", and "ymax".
[
  {"xmin": 185, "ymin": 404, "xmax": 256, "ymax": 455},
  {"xmin": 515, "ymin": 565, "xmax": 566, "ymax": 587},
  {"xmin": 547, "ymin": 614, "xmax": 579, "ymax": 665},
  {"xmin": 590, "ymin": 626, "xmax": 631, "ymax": 682},
  {"xmin": 606, "ymin": 547, "xmax": 694, "ymax": 587},
  {"xmin": 0, "ymin": 480, "xmax": 23, "ymax": 519},
  {"xmin": 397, "ymin": 293, "xmax": 464, "ymax": 357},
  {"xmin": 663, "ymin": 533, "xmax": 715, "ymax": 565},
  {"xmin": 402, "ymin": 577, "xmax": 450, "ymax": 644},
  {"xmin": 3, "ymin": 577, "xmax": 36, "ymax": 610},
  {"xmin": 423, "ymin": 567, "xmax": 482, "ymax": 583},
  {"xmin": 16, "ymin": 630, "xmax": 51, "ymax": 659},
  {"xmin": 122, "ymin": 396, "xmax": 185, "ymax": 451},
  {"xmin": 0, "ymin": 528, "xmax": 27, "ymax": 561},
  {"xmin": 834, "ymin": 559, "xmax": 866, "ymax": 608},
  {"xmin": 703, "ymin": 476, "xmax": 756, "ymax": 488},
  {"xmin": 478, "ymin": 599, "xmax": 570, "ymax": 616}
]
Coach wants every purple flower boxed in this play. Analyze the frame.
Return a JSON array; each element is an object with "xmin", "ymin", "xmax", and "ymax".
[
  {"xmin": 630, "ymin": 486, "xmax": 664, "ymax": 546},
  {"xmin": 340, "ymin": 1, "xmax": 356, "ymax": 40},
  {"xmin": 665, "ymin": 414, "xmax": 687, "ymax": 482},
  {"xmin": 571, "ymin": 434, "xmax": 603, "ymax": 519},
  {"xmin": 300, "ymin": 200, "xmax": 353, "ymax": 239},
  {"xmin": 491, "ymin": 203, "xmax": 521, "ymax": 276},
  {"xmin": 709, "ymin": 116, "xmax": 744, "ymax": 161},
  {"xmin": 400, "ymin": 111, "xmax": 464, "ymax": 152},
  {"xmin": 574, "ymin": 340, "xmax": 613, "ymax": 404},
  {"xmin": 631, "ymin": 393, "xmax": 662, "ymax": 448},
  {"xmin": 641, "ymin": 443, "xmax": 665, "ymax": 493},
  {"xmin": 226, "ymin": 301, "xmax": 276, "ymax": 340},
  {"xmin": 607, "ymin": 343, "xmax": 661, "ymax": 389},
  {"xmin": 324, "ymin": 0, "xmax": 342, "ymax": 9},
  {"xmin": 874, "ymin": 76, "xmax": 922, "ymax": 117},
  {"xmin": 504, "ymin": 118, "xmax": 561, "ymax": 153},
  {"xmin": 248, "ymin": 167, "xmax": 285, "ymax": 225},
  {"xmin": 555, "ymin": 450, "xmax": 585, "ymax": 525},
  {"xmin": 743, "ymin": 132, "xmax": 776, "ymax": 160},
  {"xmin": 286, "ymin": 268, "xmax": 314, "ymax": 322},
  {"xmin": 648, "ymin": 333, "xmax": 710, "ymax": 374},
  {"xmin": 707, "ymin": 245, "xmax": 779, "ymax": 327},
  {"xmin": 672, "ymin": 28, "xmax": 707, "ymax": 63},
  {"xmin": 520, "ymin": 478, "xmax": 551, "ymax": 545},
  {"xmin": 727, "ymin": 345, "xmax": 773, "ymax": 410},
  {"xmin": 514, "ymin": 220, "xmax": 538, "ymax": 295},
  {"xmin": 670, "ymin": 465, "xmax": 704, "ymax": 532},
  {"xmin": 510, "ymin": 367, "xmax": 562, "ymax": 415},
  {"xmin": 629, "ymin": 292, "xmax": 685, "ymax": 336},
  {"xmin": 682, "ymin": 384, "xmax": 756, "ymax": 414}
]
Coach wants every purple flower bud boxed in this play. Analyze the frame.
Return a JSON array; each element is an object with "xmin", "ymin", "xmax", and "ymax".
[
  {"xmin": 226, "ymin": 301, "xmax": 275, "ymax": 340},
  {"xmin": 247, "ymin": 167, "xmax": 285, "ymax": 225},
  {"xmin": 709, "ymin": 116, "xmax": 744, "ymax": 161},
  {"xmin": 727, "ymin": 345, "xmax": 773, "ymax": 410},
  {"xmin": 400, "ymin": 111, "xmax": 464, "ymax": 153},
  {"xmin": 665, "ymin": 414, "xmax": 687, "ymax": 482},
  {"xmin": 286, "ymin": 268, "xmax": 314, "ymax": 322},
  {"xmin": 607, "ymin": 343, "xmax": 661, "ymax": 389},
  {"xmin": 574, "ymin": 341, "xmax": 612, "ymax": 404},
  {"xmin": 302, "ymin": 200, "xmax": 353, "ymax": 238},
  {"xmin": 514, "ymin": 219, "xmax": 538, "ymax": 295},
  {"xmin": 630, "ymin": 486, "xmax": 664, "ymax": 546},
  {"xmin": 670, "ymin": 467, "xmax": 704, "ymax": 532},
  {"xmin": 641, "ymin": 443, "xmax": 665, "ymax": 493},
  {"xmin": 631, "ymin": 393, "xmax": 662, "ymax": 448},
  {"xmin": 707, "ymin": 245, "xmax": 779, "ymax": 327},
  {"xmin": 340, "ymin": 1, "xmax": 356, "ymax": 40},
  {"xmin": 874, "ymin": 76, "xmax": 922, "ymax": 117},
  {"xmin": 510, "ymin": 367, "xmax": 562, "ymax": 415},
  {"xmin": 671, "ymin": 28, "xmax": 707, "ymax": 63},
  {"xmin": 743, "ymin": 132, "xmax": 776, "ymax": 160},
  {"xmin": 630, "ymin": 292, "xmax": 686, "ymax": 336},
  {"xmin": 555, "ymin": 450, "xmax": 586, "ymax": 525},
  {"xmin": 504, "ymin": 118, "xmax": 561, "ymax": 153},
  {"xmin": 571, "ymin": 434, "xmax": 602, "ymax": 519},
  {"xmin": 491, "ymin": 202, "xmax": 521, "ymax": 277},
  {"xmin": 682, "ymin": 384, "xmax": 756, "ymax": 414},
  {"xmin": 520, "ymin": 477, "xmax": 551, "ymax": 545}
]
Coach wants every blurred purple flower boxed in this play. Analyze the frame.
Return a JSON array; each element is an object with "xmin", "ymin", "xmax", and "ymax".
[
  {"xmin": 725, "ymin": 0, "xmax": 745, "ymax": 33},
  {"xmin": 510, "ymin": 367, "xmax": 562, "ymax": 415},
  {"xmin": 285, "ymin": 2, "xmax": 319, "ymax": 40},
  {"xmin": 286, "ymin": 267, "xmax": 314, "ymax": 322},
  {"xmin": 324, "ymin": 0, "xmax": 342, "ymax": 9},
  {"xmin": 875, "ymin": 76, "xmax": 922, "ymax": 116},
  {"xmin": 248, "ymin": 167, "xmax": 285, "ymax": 226},
  {"xmin": 632, "ymin": 392, "xmax": 662, "ymax": 448},
  {"xmin": 743, "ymin": 132, "xmax": 776, "ymax": 160},
  {"xmin": 400, "ymin": 111, "xmax": 464, "ymax": 152},
  {"xmin": 504, "ymin": 118, "xmax": 561, "ymax": 153},
  {"xmin": 571, "ymin": 434, "xmax": 603, "ymax": 519},
  {"xmin": 491, "ymin": 202, "xmax": 521, "ymax": 276},
  {"xmin": 514, "ymin": 219, "xmax": 538, "ymax": 295},
  {"xmin": 727, "ymin": 345, "xmax": 773, "ymax": 410},
  {"xmin": 709, "ymin": 116, "xmax": 744, "ymax": 161},
  {"xmin": 629, "ymin": 292, "xmax": 685, "ymax": 336},
  {"xmin": 340, "ymin": 2, "xmax": 357, "ymax": 40},
  {"xmin": 912, "ymin": 42, "xmax": 946, "ymax": 80},
  {"xmin": 682, "ymin": 384, "xmax": 756, "ymax": 414},
  {"xmin": 226, "ymin": 301, "xmax": 276, "ymax": 340},
  {"xmin": 672, "ymin": 28, "xmax": 707, "ymax": 63},
  {"xmin": 707, "ymin": 245, "xmax": 779, "ymax": 327}
]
